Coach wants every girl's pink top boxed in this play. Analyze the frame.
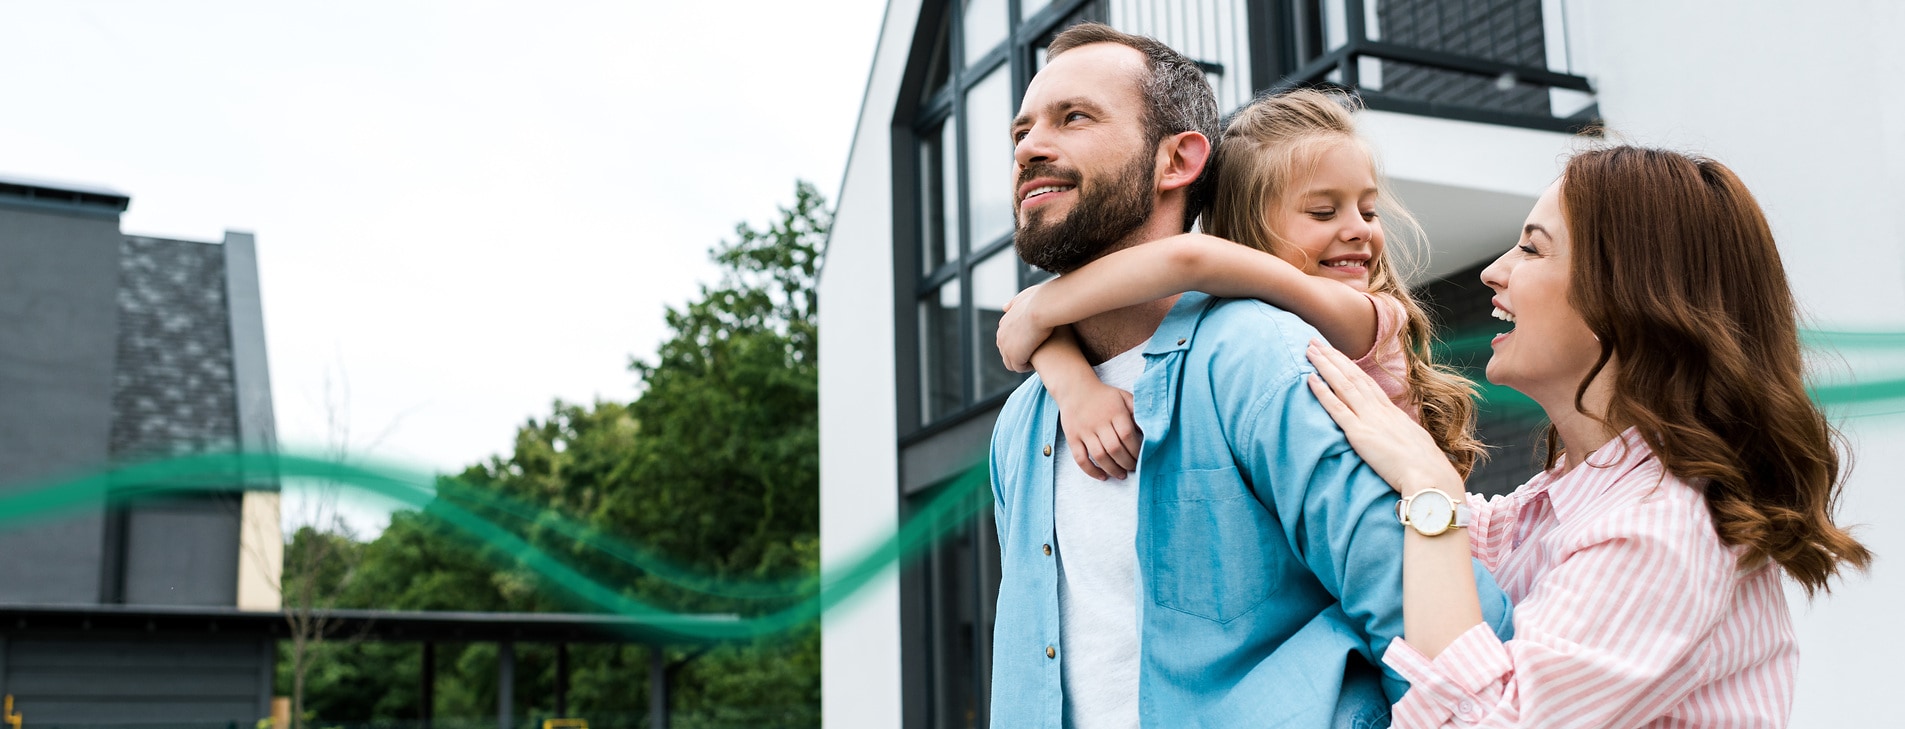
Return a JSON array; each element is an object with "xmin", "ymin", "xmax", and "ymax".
[{"xmin": 1353, "ymin": 292, "xmax": 1415, "ymax": 420}]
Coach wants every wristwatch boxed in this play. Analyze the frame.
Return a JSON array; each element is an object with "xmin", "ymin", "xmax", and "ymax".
[{"xmin": 1396, "ymin": 488, "xmax": 1470, "ymax": 537}]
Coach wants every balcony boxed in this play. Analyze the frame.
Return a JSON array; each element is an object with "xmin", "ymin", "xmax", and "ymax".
[{"xmin": 1110, "ymin": 0, "xmax": 1597, "ymax": 132}]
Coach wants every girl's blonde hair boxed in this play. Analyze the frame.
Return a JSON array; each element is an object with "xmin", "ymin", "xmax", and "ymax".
[{"xmin": 1202, "ymin": 88, "xmax": 1486, "ymax": 476}]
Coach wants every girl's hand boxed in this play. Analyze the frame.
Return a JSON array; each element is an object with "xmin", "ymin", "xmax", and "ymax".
[
  {"xmin": 1304, "ymin": 340, "xmax": 1460, "ymax": 497},
  {"xmin": 997, "ymin": 284, "xmax": 1054, "ymax": 373},
  {"xmin": 1056, "ymin": 383, "xmax": 1142, "ymax": 481}
]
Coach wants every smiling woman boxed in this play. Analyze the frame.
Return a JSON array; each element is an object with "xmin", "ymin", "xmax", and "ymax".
[
  {"xmin": 1476, "ymin": 183, "xmax": 1604, "ymax": 407},
  {"xmin": 1306, "ymin": 144, "xmax": 1873, "ymax": 728}
]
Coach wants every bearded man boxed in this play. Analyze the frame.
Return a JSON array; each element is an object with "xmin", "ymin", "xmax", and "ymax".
[{"xmin": 986, "ymin": 24, "xmax": 1513, "ymax": 729}]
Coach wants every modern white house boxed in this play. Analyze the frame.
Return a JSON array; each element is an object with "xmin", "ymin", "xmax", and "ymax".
[{"xmin": 819, "ymin": 1, "xmax": 1905, "ymax": 726}]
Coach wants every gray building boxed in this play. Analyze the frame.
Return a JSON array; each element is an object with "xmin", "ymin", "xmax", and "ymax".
[{"xmin": 0, "ymin": 175, "xmax": 282, "ymax": 724}]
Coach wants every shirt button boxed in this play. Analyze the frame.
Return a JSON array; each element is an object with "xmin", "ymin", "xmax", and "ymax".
[
  {"xmin": 1042, "ymin": 544, "xmax": 1052, "ymax": 556},
  {"xmin": 1176, "ymin": 337, "xmax": 1186, "ymax": 345},
  {"xmin": 1042, "ymin": 444, "xmax": 1052, "ymax": 457},
  {"xmin": 1045, "ymin": 646, "xmax": 1056, "ymax": 659},
  {"xmin": 1457, "ymin": 699, "xmax": 1477, "ymax": 721}
]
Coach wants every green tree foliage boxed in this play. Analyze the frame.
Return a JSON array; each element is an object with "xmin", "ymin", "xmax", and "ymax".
[{"xmin": 282, "ymin": 181, "xmax": 829, "ymax": 726}]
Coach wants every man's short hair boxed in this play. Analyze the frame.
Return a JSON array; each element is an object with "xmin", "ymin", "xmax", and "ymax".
[{"xmin": 1047, "ymin": 22, "xmax": 1221, "ymax": 231}]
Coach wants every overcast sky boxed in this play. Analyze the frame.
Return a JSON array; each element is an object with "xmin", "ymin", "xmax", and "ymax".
[{"xmin": 0, "ymin": 0, "xmax": 887, "ymax": 530}]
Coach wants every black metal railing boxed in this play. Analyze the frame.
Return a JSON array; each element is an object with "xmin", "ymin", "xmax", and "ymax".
[{"xmin": 1250, "ymin": 0, "xmax": 1599, "ymax": 133}]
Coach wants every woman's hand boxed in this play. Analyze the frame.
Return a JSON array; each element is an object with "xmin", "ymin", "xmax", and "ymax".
[
  {"xmin": 1304, "ymin": 340, "xmax": 1461, "ymax": 497},
  {"xmin": 997, "ymin": 284, "xmax": 1055, "ymax": 373}
]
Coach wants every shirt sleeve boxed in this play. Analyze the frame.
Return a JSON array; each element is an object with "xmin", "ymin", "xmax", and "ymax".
[
  {"xmin": 1232, "ymin": 363, "xmax": 1515, "ymax": 705},
  {"xmin": 1350, "ymin": 293, "xmax": 1413, "ymax": 416},
  {"xmin": 1463, "ymin": 491, "xmax": 1526, "ymax": 571},
  {"xmin": 1379, "ymin": 504, "xmax": 1736, "ymax": 728},
  {"xmin": 989, "ymin": 379, "xmax": 1038, "ymax": 542}
]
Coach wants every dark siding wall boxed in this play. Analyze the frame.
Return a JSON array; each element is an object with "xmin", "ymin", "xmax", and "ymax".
[
  {"xmin": 0, "ymin": 632, "xmax": 271, "ymax": 723},
  {"xmin": 1377, "ymin": 0, "xmax": 1551, "ymax": 116},
  {"xmin": 111, "ymin": 236, "xmax": 244, "ymax": 607},
  {"xmin": 0, "ymin": 205, "xmax": 124, "ymax": 604},
  {"xmin": 121, "ymin": 500, "xmax": 242, "ymax": 606}
]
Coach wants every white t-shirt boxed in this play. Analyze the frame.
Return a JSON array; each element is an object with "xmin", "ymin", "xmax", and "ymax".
[{"xmin": 1054, "ymin": 344, "xmax": 1146, "ymax": 729}]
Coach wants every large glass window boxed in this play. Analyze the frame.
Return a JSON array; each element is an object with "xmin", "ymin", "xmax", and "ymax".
[
  {"xmin": 906, "ymin": 1, "xmax": 1121, "ymax": 434},
  {"xmin": 963, "ymin": 70, "xmax": 1015, "ymax": 251}
]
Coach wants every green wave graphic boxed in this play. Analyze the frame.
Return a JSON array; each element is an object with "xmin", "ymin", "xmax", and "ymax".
[
  {"xmin": 0, "ymin": 451, "xmax": 994, "ymax": 642},
  {"xmin": 4, "ymin": 328, "xmax": 1901, "ymax": 640}
]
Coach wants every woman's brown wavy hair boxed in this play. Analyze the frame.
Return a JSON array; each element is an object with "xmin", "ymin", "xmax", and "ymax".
[
  {"xmin": 1202, "ymin": 88, "xmax": 1485, "ymax": 476},
  {"xmin": 1558, "ymin": 145, "xmax": 1870, "ymax": 595}
]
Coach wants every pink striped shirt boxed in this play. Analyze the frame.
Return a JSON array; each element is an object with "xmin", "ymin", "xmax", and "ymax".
[{"xmin": 1384, "ymin": 428, "xmax": 1799, "ymax": 728}]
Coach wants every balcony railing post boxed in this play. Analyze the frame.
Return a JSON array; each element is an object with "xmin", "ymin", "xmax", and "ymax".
[
  {"xmin": 1246, "ymin": 0, "xmax": 1296, "ymax": 92},
  {"xmin": 1341, "ymin": 0, "xmax": 1368, "ymax": 87},
  {"xmin": 1247, "ymin": 0, "xmax": 1597, "ymax": 132}
]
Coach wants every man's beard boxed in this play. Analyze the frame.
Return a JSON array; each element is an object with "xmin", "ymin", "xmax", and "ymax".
[{"xmin": 1013, "ymin": 148, "xmax": 1156, "ymax": 274}]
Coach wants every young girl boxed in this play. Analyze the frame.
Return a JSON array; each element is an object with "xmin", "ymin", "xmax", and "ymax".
[{"xmin": 995, "ymin": 88, "xmax": 1482, "ymax": 481}]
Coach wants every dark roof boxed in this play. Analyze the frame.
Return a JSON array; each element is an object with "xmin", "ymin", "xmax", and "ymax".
[
  {"xmin": 0, "ymin": 603, "xmax": 741, "ymax": 646},
  {"xmin": 0, "ymin": 173, "xmax": 130, "ymax": 215},
  {"xmin": 110, "ymin": 236, "xmax": 241, "ymax": 459}
]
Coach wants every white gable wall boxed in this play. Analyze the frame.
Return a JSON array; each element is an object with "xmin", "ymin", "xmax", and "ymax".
[{"xmin": 819, "ymin": 1, "xmax": 918, "ymax": 726}]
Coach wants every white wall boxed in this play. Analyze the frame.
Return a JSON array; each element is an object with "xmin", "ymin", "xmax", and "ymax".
[
  {"xmin": 818, "ymin": 1, "xmax": 916, "ymax": 727},
  {"xmin": 1567, "ymin": 1, "xmax": 1905, "ymax": 725},
  {"xmin": 1360, "ymin": 110, "xmax": 1577, "ymax": 278}
]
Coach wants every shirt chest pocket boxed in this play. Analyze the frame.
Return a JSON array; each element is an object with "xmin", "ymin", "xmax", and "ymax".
[{"xmin": 1146, "ymin": 465, "xmax": 1281, "ymax": 623}]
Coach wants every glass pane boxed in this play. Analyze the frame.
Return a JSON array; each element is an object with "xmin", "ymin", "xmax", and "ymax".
[
  {"xmin": 1292, "ymin": 0, "xmax": 1331, "ymax": 63},
  {"xmin": 919, "ymin": 121, "xmax": 958, "ymax": 275},
  {"xmin": 964, "ymin": 68, "xmax": 1014, "ymax": 251},
  {"xmin": 1021, "ymin": 0, "xmax": 1053, "ymax": 21},
  {"xmin": 920, "ymin": 282, "xmax": 965, "ymax": 422},
  {"xmin": 925, "ymin": 508, "xmax": 977, "ymax": 727},
  {"xmin": 972, "ymin": 250, "xmax": 1023, "ymax": 398},
  {"xmin": 962, "ymin": 0, "xmax": 1009, "ymax": 64}
]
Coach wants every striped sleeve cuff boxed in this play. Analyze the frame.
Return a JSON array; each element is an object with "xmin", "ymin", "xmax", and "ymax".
[
  {"xmin": 1384, "ymin": 624, "xmax": 1512, "ymax": 727},
  {"xmin": 1464, "ymin": 492, "xmax": 1516, "ymax": 567}
]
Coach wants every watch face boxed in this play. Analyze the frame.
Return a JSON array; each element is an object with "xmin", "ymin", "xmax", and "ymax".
[{"xmin": 1407, "ymin": 491, "xmax": 1453, "ymax": 533}]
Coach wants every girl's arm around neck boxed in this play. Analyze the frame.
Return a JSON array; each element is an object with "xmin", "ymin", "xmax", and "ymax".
[
  {"xmin": 1031, "ymin": 327, "xmax": 1141, "ymax": 481},
  {"xmin": 1028, "ymin": 232, "xmax": 1380, "ymax": 357}
]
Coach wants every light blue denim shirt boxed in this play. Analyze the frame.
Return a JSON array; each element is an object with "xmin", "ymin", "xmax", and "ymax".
[{"xmin": 988, "ymin": 293, "xmax": 1514, "ymax": 729}]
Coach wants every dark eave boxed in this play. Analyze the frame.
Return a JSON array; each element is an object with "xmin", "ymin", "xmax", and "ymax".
[{"xmin": 0, "ymin": 602, "xmax": 742, "ymax": 646}]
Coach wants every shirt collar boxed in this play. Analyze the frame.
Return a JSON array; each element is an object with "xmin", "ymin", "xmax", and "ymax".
[
  {"xmin": 1541, "ymin": 426, "xmax": 1656, "ymax": 522},
  {"xmin": 1142, "ymin": 291, "xmax": 1215, "ymax": 357}
]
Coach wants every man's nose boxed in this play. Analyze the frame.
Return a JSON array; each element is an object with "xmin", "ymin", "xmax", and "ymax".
[{"xmin": 1014, "ymin": 125, "xmax": 1054, "ymax": 167}]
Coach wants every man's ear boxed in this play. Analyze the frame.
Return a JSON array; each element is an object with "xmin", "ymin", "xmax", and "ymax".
[{"xmin": 1154, "ymin": 131, "xmax": 1211, "ymax": 193}]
